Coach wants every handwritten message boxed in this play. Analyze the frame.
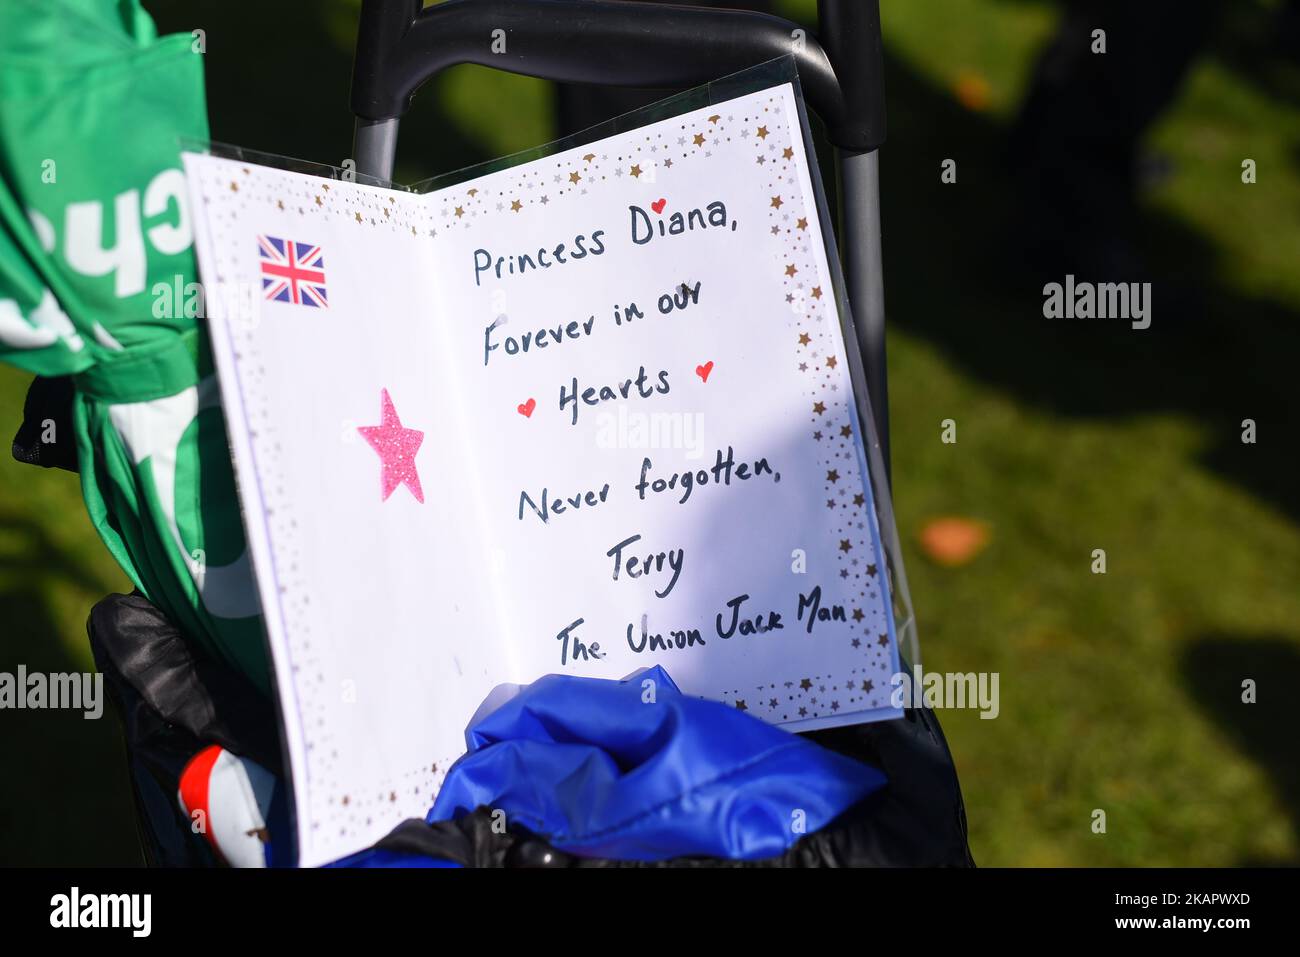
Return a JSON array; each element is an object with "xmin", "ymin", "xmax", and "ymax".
[{"xmin": 186, "ymin": 80, "xmax": 902, "ymax": 867}]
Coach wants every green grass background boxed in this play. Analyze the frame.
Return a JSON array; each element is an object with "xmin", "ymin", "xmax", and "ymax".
[{"xmin": 1, "ymin": 0, "xmax": 1296, "ymax": 865}]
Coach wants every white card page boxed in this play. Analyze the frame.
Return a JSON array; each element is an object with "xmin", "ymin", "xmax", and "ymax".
[{"xmin": 185, "ymin": 80, "xmax": 903, "ymax": 867}]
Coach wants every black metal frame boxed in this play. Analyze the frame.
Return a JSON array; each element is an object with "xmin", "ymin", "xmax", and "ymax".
[
  {"xmin": 349, "ymin": 0, "xmax": 891, "ymax": 469},
  {"xmin": 351, "ymin": 0, "xmax": 884, "ymax": 150}
]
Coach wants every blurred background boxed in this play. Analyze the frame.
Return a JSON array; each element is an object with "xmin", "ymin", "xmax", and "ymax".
[{"xmin": 2, "ymin": 0, "xmax": 1298, "ymax": 865}]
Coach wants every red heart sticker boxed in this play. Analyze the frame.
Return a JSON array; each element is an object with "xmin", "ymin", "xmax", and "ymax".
[
  {"xmin": 651, "ymin": 198, "xmax": 667, "ymax": 214},
  {"xmin": 517, "ymin": 398, "xmax": 536, "ymax": 418},
  {"xmin": 695, "ymin": 361, "xmax": 714, "ymax": 383}
]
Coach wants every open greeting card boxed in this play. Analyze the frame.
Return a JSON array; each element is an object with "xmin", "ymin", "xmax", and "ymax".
[{"xmin": 185, "ymin": 63, "xmax": 915, "ymax": 866}]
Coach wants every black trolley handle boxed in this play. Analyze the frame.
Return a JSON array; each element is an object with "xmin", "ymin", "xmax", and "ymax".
[
  {"xmin": 348, "ymin": 0, "xmax": 892, "ymax": 476},
  {"xmin": 350, "ymin": 0, "xmax": 885, "ymax": 167}
]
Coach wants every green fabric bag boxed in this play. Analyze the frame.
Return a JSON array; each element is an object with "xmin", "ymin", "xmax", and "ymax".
[{"xmin": 0, "ymin": 0, "xmax": 269, "ymax": 689}]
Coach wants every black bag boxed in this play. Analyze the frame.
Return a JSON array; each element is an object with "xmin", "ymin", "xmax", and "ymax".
[{"xmin": 86, "ymin": 589, "xmax": 973, "ymax": 867}]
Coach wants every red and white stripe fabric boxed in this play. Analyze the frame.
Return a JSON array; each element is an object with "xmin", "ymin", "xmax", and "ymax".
[{"xmin": 177, "ymin": 745, "xmax": 276, "ymax": 868}]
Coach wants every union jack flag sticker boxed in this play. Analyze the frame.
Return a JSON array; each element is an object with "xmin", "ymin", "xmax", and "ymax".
[{"xmin": 257, "ymin": 235, "xmax": 328, "ymax": 307}]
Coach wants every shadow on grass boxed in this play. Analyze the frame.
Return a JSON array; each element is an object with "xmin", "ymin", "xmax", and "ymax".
[
  {"xmin": 875, "ymin": 45, "xmax": 1300, "ymax": 523},
  {"xmin": 1181, "ymin": 635, "xmax": 1300, "ymax": 865},
  {"xmin": 0, "ymin": 511, "xmax": 141, "ymax": 866}
]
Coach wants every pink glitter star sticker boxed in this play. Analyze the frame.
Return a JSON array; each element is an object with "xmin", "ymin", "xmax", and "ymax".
[{"xmin": 358, "ymin": 388, "xmax": 425, "ymax": 503}]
